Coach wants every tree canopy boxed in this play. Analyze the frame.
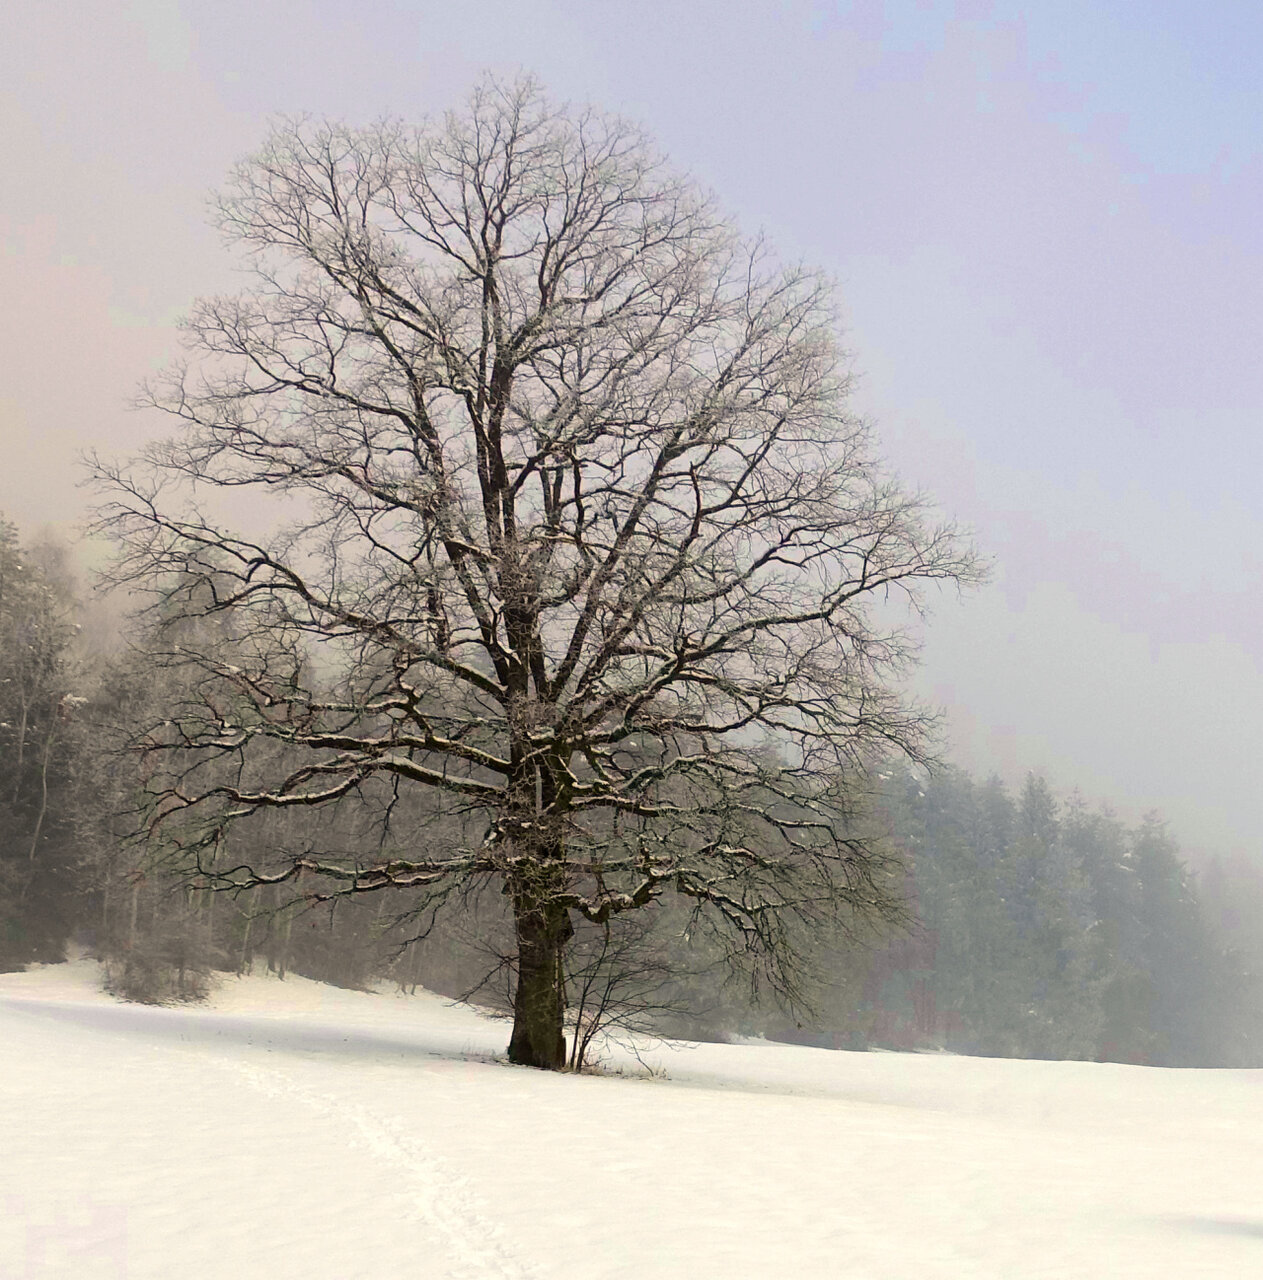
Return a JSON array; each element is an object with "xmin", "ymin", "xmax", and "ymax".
[{"xmin": 94, "ymin": 77, "xmax": 979, "ymax": 1067}]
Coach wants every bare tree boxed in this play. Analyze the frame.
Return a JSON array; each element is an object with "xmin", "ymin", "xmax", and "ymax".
[
  {"xmin": 92, "ymin": 77, "xmax": 979, "ymax": 1068},
  {"xmin": 564, "ymin": 911, "xmax": 691, "ymax": 1071}
]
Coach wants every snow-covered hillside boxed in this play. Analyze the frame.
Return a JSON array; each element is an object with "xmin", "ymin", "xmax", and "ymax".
[{"xmin": 3, "ymin": 962, "xmax": 1261, "ymax": 1279}]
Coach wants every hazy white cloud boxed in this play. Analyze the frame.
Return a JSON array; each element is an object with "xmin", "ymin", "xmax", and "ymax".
[{"xmin": 124, "ymin": 0, "xmax": 193, "ymax": 74}]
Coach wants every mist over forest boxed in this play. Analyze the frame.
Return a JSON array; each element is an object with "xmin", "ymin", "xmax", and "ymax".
[
  {"xmin": 3, "ymin": 510, "xmax": 1260, "ymax": 1069},
  {"xmin": 3, "ymin": 40, "xmax": 1262, "ymax": 1071}
]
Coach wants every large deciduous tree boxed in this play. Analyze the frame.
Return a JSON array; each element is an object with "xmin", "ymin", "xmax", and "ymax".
[{"xmin": 94, "ymin": 78, "xmax": 978, "ymax": 1068}]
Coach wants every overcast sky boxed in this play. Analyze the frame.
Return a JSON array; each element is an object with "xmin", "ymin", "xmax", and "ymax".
[{"xmin": 4, "ymin": 0, "xmax": 1261, "ymax": 860}]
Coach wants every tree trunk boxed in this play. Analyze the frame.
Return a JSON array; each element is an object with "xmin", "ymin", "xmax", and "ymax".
[
  {"xmin": 127, "ymin": 875, "xmax": 141, "ymax": 950},
  {"xmin": 276, "ymin": 905, "xmax": 294, "ymax": 981},
  {"xmin": 11, "ymin": 699, "xmax": 27, "ymax": 806},
  {"xmin": 507, "ymin": 891, "xmax": 573, "ymax": 1070},
  {"xmin": 238, "ymin": 907, "xmax": 254, "ymax": 976},
  {"xmin": 19, "ymin": 715, "xmax": 57, "ymax": 904}
]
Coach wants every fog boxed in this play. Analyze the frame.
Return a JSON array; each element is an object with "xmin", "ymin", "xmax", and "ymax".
[{"xmin": 4, "ymin": 0, "xmax": 1260, "ymax": 861}]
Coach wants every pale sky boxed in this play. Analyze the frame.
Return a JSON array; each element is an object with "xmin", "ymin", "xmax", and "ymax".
[{"xmin": 4, "ymin": 0, "xmax": 1261, "ymax": 860}]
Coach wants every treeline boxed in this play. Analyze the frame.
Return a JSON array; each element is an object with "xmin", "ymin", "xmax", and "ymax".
[
  {"xmin": 830, "ymin": 769, "xmax": 1263, "ymax": 1067},
  {"xmin": 0, "ymin": 519, "xmax": 441, "ymax": 997},
  {"xmin": 0, "ymin": 521, "xmax": 85, "ymax": 967},
  {"xmin": 4, "ymin": 519, "xmax": 1263, "ymax": 1066}
]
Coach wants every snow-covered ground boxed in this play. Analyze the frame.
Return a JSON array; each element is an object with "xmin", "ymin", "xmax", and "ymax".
[{"xmin": 3, "ymin": 962, "xmax": 1261, "ymax": 1279}]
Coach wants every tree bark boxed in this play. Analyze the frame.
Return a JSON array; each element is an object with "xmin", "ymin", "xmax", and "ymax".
[
  {"xmin": 128, "ymin": 876, "xmax": 140, "ymax": 950},
  {"xmin": 238, "ymin": 907, "xmax": 254, "ymax": 976},
  {"xmin": 275, "ymin": 900, "xmax": 294, "ymax": 980},
  {"xmin": 507, "ymin": 890, "xmax": 574, "ymax": 1069}
]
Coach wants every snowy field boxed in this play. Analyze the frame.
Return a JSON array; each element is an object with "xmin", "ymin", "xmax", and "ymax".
[{"xmin": 3, "ymin": 962, "xmax": 1262, "ymax": 1279}]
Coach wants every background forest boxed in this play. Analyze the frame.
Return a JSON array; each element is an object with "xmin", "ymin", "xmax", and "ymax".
[{"xmin": 2, "ymin": 518, "xmax": 1260, "ymax": 1069}]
